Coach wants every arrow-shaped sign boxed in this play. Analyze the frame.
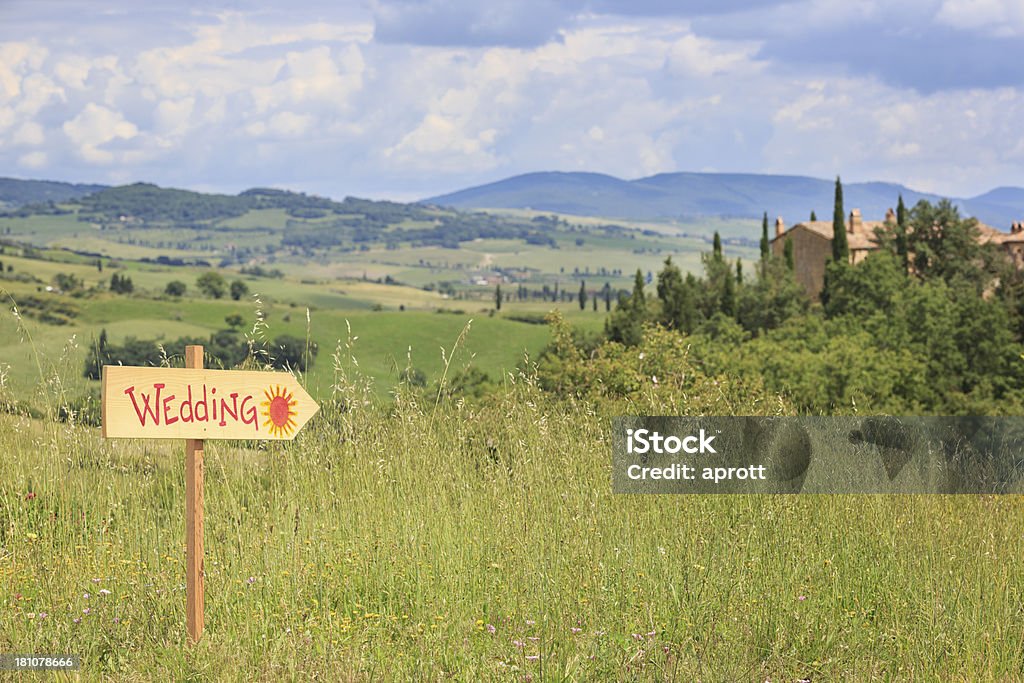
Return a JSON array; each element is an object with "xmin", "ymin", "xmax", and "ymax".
[{"xmin": 102, "ymin": 365, "xmax": 319, "ymax": 440}]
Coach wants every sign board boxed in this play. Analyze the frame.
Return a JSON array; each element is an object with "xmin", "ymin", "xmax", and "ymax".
[
  {"xmin": 102, "ymin": 365, "xmax": 319, "ymax": 440},
  {"xmin": 101, "ymin": 348, "xmax": 321, "ymax": 645}
]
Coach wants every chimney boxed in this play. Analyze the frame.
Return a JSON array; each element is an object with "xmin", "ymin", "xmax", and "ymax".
[
  {"xmin": 885, "ymin": 207, "xmax": 896, "ymax": 224},
  {"xmin": 848, "ymin": 208, "xmax": 862, "ymax": 234},
  {"xmin": 775, "ymin": 216, "xmax": 785, "ymax": 238}
]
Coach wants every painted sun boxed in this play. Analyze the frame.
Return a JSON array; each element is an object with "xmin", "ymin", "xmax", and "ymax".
[{"xmin": 261, "ymin": 385, "xmax": 298, "ymax": 438}]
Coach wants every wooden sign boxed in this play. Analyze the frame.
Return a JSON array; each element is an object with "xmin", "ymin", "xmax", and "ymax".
[
  {"xmin": 101, "ymin": 365, "xmax": 319, "ymax": 440},
  {"xmin": 100, "ymin": 347, "xmax": 320, "ymax": 645}
]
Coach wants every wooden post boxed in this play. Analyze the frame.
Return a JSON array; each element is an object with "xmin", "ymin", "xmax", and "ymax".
[{"xmin": 184, "ymin": 345, "xmax": 205, "ymax": 644}]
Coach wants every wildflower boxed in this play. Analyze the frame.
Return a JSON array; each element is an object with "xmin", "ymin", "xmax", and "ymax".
[
  {"xmin": 113, "ymin": 618, "xmax": 120, "ymax": 624},
  {"xmin": 99, "ymin": 589, "xmax": 111, "ymax": 596},
  {"xmin": 526, "ymin": 655, "xmax": 540, "ymax": 662},
  {"xmin": 652, "ymin": 375, "xmax": 659, "ymax": 385},
  {"xmin": 527, "ymin": 636, "xmax": 539, "ymax": 642},
  {"xmin": 27, "ymin": 613, "xmax": 35, "ymax": 619},
  {"xmin": 24, "ymin": 492, "xmax": 36, "ymax": 501},
  {"xmin": 798, "ymin": 595, "xmax": 807, "ymax": 601},
  {"xmin": 83, "ymin": 608, "xmax": 90, "ymax": 615},
  {"xmin": 513, "ymin": 640, "xmax": 525, "ymax": 649},
  {"xmin": 647, "ymin": 630, "xmax": 657, "ymax": 637},
  {"xmin": 247, "ymin": 576, "xmax": 256, "ymax": 585},
  {"xmin": 570, "ymin": 627, "xmax": 582, "ymax": 635},
  {"xmin": 25, "ymin": 533, "xmax": 37, "ymax": 540},
  {"xmin": 73, "ymin": 618, "xmax": 81, "ymax": 624},
  {"xmin": 83, "ymin": 593, "xmax": 90, "ymax": 599},
  {"xmin": 525, "ymin": 619, "xmax": 535, "ymax": 626},
  {"xmin": 92, "ymin": 578, "xmax": 102, "ymax": 583},
  {"xmin": 486, "ymin": 623, "xmax": 496, "ymax": 634},
  {"xmin": 38, "ymin": 612, "xmax": 47, "ymax": 620}
]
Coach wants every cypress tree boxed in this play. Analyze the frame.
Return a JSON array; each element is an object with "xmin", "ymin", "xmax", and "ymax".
[
  {"xmin": 784, "ymin": 238, "xmax": 795, "ymax": 270},
  {"xmin": 721, "ymin": 269, "xmax": 736, "ymax": 317},
  {"xmin": 592, "ymin": 291, "xmax": 597, "ymax": 311},
  {"xmin": 578, "ymin": 280, "xmax": 587, "ymax": 310},
  {"xmin": 632, "ymin": 269, "xmax": 646, "ymax": 311},
  {"xmin": 495, "ymin": 284, "xmax": 501, "ymax": 310},
  {"xmin": 896, "ymin": 194, "xmax": 909, "ymax": 271},
  {"xmin": 810, "ymin": 210, "xmax": 817, "ymax": 221},
  {"xmin": 735, "ymin": 258, "xmax": 743, "ymax": 285},
  {"xmin": 831, "ymin": 176, "xmax": 849, "ymax": 264},
  {"xmin": 760, "ymin": 211, "xmax": 769, "ymax": 260},
  {"xmin": 712, "ymin": 231, "xmax": 723, "ymax": 260}
]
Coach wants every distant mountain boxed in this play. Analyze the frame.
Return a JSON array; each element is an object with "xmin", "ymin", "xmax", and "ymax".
[
  {"xmin": 426, "ymin": 171, "xmax": 1024, "ymax": 229},
  {"xmin": 0, "ymin": 177, "xmax": 108, "ymax": 210}
]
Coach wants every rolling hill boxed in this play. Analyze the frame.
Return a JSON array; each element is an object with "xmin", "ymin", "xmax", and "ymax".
[
  {"xmin": 0, "ymin": 177, "xmax": 108, "ymax": 210},
  {"xmin": 426, "ymin": 171, "xmax": 1024, "ymax": 228}
]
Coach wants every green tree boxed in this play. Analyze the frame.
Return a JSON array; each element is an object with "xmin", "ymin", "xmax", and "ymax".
[
  {"xmin": 760, "ymin": 212, "xmax": 769, "ymax": 261},
  {"xmin": 495, "ymin": 284, "xmax": 502, "ymax": 310},
  {"xmin": 165, "ymin": 280, "xmax": 186, "ymax": 297},
  {"xmin": 229, "ymin": 279, "xmax": 249, "ymax": 301},
  {"xmin": 712, "ymin": 231, "xmax": 723, "ymax": 260},
  {"xmin": 631, "ymin": 269, "xmax": 646, "ymax": 312},
  {"xmin": 656, "ymin": 256, "xmax": 697, "ymax": 333},
  {"xmin": 736, "ymin": 256, "xmax": 808, "ymax": 334},
  {"xmin": 821, "ymin": 250, "xmax": 907, "ymax": 320},
  {"xmin": 197, "ymin": 271, "xmax": 227, "ymax": 299},
  {"xmin": 832, "ymin": 176, "xmax": 849, "ymax": 264},
  {"xmin": 270, "ymin": 334, "xmax": 317, "ymax": 372},
  {"xmin": 783, "ymin": 238, "xmax": 794, "ymax": 270},
  {"xmin": 605, "ymin": 270, "xmax": 648, "ymax": 346},
  {"xmin": 721, "ymin": 266, "xmax": 736, "ymax": 317},
  {"xmin": 895, "ymin": 194, "xmax": 909, "ymax": 271},
  {"xmin": 578, "ymin": 280, "xmax": 587, "ymax": 310},
  {"xmin": 810, "ymin": 210, "xmax": 817, "ymax": 221},
  {"xmin": 904, "ymin": 199, "xmax": 991, "ymax": 290}
]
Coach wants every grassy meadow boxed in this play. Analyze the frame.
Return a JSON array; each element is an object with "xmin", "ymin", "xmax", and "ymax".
[
  {"xmin": 1, "ymin": 190, "xmax": 1022, "ymax": 680},
  {"xmin": 2, "ymin": 352, "xmax": 1023, "ymax": 680}
]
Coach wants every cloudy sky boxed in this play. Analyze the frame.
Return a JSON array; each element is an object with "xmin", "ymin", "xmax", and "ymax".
[{"xmin": 1, "ymin": 0, "xmax": 1022, "ymax": 200}]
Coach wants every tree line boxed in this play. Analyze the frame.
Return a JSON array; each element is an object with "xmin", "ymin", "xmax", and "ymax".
[{"xmin": 538, "ymin": 193, "xmax": 1024, "ymax": 415}]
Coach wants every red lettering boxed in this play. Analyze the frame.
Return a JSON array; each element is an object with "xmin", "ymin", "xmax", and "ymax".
[
  {"xmin": 124, "ymin": 384, "xmax": 163, "ymax": 426},
  {"xmin": 162, "ymin": 393, "xmax": 178, "ymax": 425},
  {"xmin": 241, "ymin": 394, "xmax": 258, "ymax": 432}
]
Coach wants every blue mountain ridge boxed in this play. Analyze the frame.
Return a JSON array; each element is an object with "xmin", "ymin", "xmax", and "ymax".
[{"xmin": 425, "ymin": 171, "xmax": 1024, "ymax": 229}]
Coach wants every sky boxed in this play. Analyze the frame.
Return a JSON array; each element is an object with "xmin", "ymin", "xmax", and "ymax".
[{"xmin": 0, "ymin": 0, "xmax": 1022, "ymax": 201}]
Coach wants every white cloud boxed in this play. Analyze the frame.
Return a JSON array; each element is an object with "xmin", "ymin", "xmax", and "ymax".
[
  {"xmin": 12, "ymin": 121, "xmax": 45, "ymax": 146},
  {"xmin": 936, "ymin": 0, "xmax": 1024, "ymax": 36},
  {"xmin": 0, "ymin": 4, "xmax": 1022, "ymax": 197},
  {"xmin": 18, "ymin": 151, "xmax": 47, "ymax": 168},
  {"xmin": 154, "ymin": 97, "xmax": 196, "ymax": 136},
  {"xmin": 53, "ymin": 57, "xmax": 93, "ymax": 89},
  {"xmin": 665, "ymin": 34, "xmax": 761, "ymax": 78},
  {"xmin": 62, "ymin": 103, "xmax": 139, "ymax": 164}
]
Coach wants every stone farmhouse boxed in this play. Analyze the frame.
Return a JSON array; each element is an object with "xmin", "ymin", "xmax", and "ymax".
[{"xmin": 770, "ymin": 209, "xmax": 1024, "ymax": 298}]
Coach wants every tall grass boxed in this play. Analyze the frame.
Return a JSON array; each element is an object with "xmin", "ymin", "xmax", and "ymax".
[{"xmin": 0, "ymin": 326, "xmax": 1022, "ymax": 681}]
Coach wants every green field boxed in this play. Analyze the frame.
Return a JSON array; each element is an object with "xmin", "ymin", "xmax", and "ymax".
[{"xmin": 1, "ymin": 372, "xmax": 1022, "ymax": 680}]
